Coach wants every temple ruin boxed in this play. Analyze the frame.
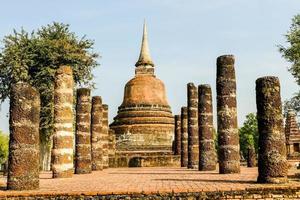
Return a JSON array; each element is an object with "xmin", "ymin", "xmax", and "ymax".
[
  {"xmin": 3, "ymin": 21, "xmax": 300, "ymax": 198},
  {"xmin": 285, "ymin": 109, "xmax": 300, "ymax": 159},
  {"xmin": 109, "ymin": 22, "xmax": 179, "ymax": 167}
]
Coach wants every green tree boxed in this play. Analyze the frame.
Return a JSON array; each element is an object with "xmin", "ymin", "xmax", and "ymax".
[
  {"xmin": 283, "ymin": 93, "xmax": 300, "ymax": 125},
  {"xmin": 239, "ymin": 113, "xmax": 258, "ymax": 159},
  {"xmin": 0, "ymin": 22, "xmax": 99, "ymax": 169},
  {"xmin": 279, "ymin": 14, "xmax": 300, "ymax": 117},
  {"xmin": 0, "ymin": 130, "xmax": 9, "ymax": 164}
]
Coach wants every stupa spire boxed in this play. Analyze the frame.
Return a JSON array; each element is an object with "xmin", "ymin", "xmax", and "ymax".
[{"xmin": 135, "ymin": 21, "xmax": 154, "ymax": 67}]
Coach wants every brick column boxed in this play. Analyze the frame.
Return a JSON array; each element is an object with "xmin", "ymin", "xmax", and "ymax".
[
  {"xmin": 174, "ymin": 115, "xmax": 181, "ymax": 155},
  {"xmin": 75, "ymin": 88, "xmax": 92, "ymax": 174},
  {"xmin": 52, "ymin": 66, "xmax": 74, "ymax": 178},
  {"xmin": 187, "ymin": 83, "xmax": 199, "ymax": 169},
  {"xmin": 247, "ymin": 147, "xmax": 256, "ymax": 167},
  {"xmin": 216, "ymin": 55, "xmax": 240, "ymax": 174},
  {"xmin": 198, "ymin": 84, "xmax": 217, "ymax": 171},
  {"xmin": 91, "ymin": 96, "xmax": 103, "ymax": 171},
  {"xmin": 256, "ymin": 76, "xmax": 288, "ymax": 183},
  {"xmin": 102, "ymin": 104, "xmax": 109, "ymax": 168},
  {"xmin": 7, "ymin": 82, "xmax": 40, "ymax": 190},
  {"xmin": 181, "ymin": 107, "xmax": 188, "ymax": 167}
]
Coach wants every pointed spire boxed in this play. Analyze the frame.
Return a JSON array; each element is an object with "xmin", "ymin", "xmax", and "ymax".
[{"xmin": 135, "ymin": 21, "xmax": 154, "ymax": 67}]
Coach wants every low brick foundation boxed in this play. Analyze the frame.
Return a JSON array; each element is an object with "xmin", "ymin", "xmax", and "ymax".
[
  {"xmin": 109, "ymin": 151, "xmax": 180, "ymax": 167},
  {"xmin": 1, "ymin": 186, "xmax": 300, "ymax": 199}
]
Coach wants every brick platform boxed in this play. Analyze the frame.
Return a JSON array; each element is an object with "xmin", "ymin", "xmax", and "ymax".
[
  {"xmin": 0, "ymin": 167, "xmax": 299, "ymax": 199},
  {"xmin": 109, "ymin": 151, "xmax": 180, "ymax": 167}
]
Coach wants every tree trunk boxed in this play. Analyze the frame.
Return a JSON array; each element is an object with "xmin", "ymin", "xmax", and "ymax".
[{"xmin": 40, "ymin": 138, "xmax": 52, "ymax": 171}]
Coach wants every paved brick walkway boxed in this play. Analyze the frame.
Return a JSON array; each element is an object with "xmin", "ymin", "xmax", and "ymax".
[{"xmin": 0, "ymin": 167, "xmax": 299, "ymax": 197}]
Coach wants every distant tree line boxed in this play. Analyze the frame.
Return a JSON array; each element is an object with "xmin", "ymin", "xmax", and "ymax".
[
  {"xmin": 239, "ymin": 113, "xmax": 258, "ymax": 159},
  {"xmin": 279, "ymin": 14, "xmax": 300, "ymax": 121},
  {"xmin": 0, "ymin": 130, "xmax": 8, "ymax": 164}
]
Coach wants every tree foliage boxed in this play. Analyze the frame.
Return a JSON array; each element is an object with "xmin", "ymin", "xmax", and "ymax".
[
  {"xmin": 0, "ymin": 22, "xmax": 99, "ymax": 144},
  {"xmin": 0, "ymin": 130, "xmax": 9, "ymax": 164},
  {"xmin": 279, "ymin": 14, "xmax": 300, "ymax": 117},
  {"xmin": 283, "ymin": 92, "xmax": 300, "ymax": 121},
  {"xmin": 239, "ymin": 113, "xmax": 258, "ymax": 159}
]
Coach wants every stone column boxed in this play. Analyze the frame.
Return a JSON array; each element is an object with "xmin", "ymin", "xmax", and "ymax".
[
  {"xmin": 247, "ymin": 147, "xmax": 256, "ymax": 167},
  {"xmin": 216, "ymin": 55, "xmax": 240, "ymax": 174},
  {"xmin": 187, "ymin": 83, "xmax": 199, "ymax": 169},
  {"xmin": 91, "ymin": 96, "xmax": 103, "ymax": 171},
  {"xmin": 102, "ymin": 104, "xmax": 109, "ymax": 168},
  {"xmin": 7, "ymin": 82, "xmax": 40, "ymax": 190},
  {"xmin": 256, "ymin": 76, "xmax": 288, "ymax": 183},
  {"xmin": 174, "ymin": 115, "xmax": 181, "ymax": 155},
  {"xmin": 181, "ymin": 107, "xmax": 188, "ymax": 167},
  {"xmin": 52, "ymin": 66, "xmax": 74, "ymax": 178},
  {"xmin": 198, "ymin": 84, "xmax": 217, "ymax": 171},
  {"xmin": 75, "ymin": 88, "xmax": 92, "ymax": 174}
]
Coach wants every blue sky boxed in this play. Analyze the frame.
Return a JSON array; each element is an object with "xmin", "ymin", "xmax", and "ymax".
[{"xmin": 0, "ymin": 0, "xmax": 299, "ymax": 133}]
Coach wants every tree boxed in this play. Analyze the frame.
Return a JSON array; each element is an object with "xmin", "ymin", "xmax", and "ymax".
[
  {"xmin": 239, "ymin": 113, "xmax": 258, "ymax": 159},
  {"xmin": 0, "ymin": 130, "xmax": 9, "ymax": 164},
  {"xmin": 279, "ymin": 14, "xmax": 300, "ymax": 117},
  {"xmin": 0, "ymin": 22, "xmax": 99, "ymax": 170},
  {"xmin": 283, "ymin": 92, "xmax": 300, "ymax": 124}
]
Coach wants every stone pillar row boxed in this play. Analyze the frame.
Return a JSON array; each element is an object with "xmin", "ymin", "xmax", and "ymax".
[
  {"xmin": 7, "ymin": 66, "xmax": 111, "ymax": 191},
  {"xmin": 51, "ymin": 65, "xmax": 110, "ymax": 177},
  {"xmin": 177, "ymin": 55, "xmax": 288, "ymax": 185},
  {"xmin": 75, "ymin": 91, "xmax": 110, "ymax": 173},
  {"xmin": 7, "ymin": 58, "xmax": 291, "ymax": 194},
  {"xmin": 180, "ymin": 83, "xmax": 217, "ymax": 171}
]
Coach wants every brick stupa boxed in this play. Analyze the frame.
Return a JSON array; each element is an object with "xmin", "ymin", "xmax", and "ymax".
[{"xmin": 110, "ymin": 22, "xmax": 179, "ymax": 167}]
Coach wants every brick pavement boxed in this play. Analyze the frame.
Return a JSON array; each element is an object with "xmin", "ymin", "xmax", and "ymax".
[{"xmin": 0, "ymin": 167, "xmax": 299, "ymax": 197}]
